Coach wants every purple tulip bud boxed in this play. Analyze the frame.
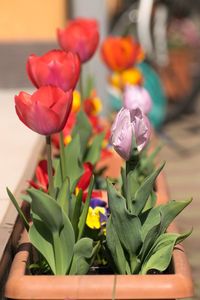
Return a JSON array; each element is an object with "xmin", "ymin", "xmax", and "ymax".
[
  {"xmin": 110, "ymin": 107, "xmax": 151, "ymax": 160},
  {"xmin": 123, "ymin": 85, "xmax": 152, "ymax": 114}
]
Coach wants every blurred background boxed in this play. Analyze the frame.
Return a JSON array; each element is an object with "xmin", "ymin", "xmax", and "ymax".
[{"xmin": 0, "ymin": 0, "xmax": 199, "ymax": 299}]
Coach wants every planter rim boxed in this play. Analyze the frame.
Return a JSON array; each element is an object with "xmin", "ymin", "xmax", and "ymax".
[
  {"xmin": 4, "ymin": 173, "xmax": 194, "ymax": 299},
  {"xmin": 5, "ymin": 235, "xmax": 193, "ymax": 299}
]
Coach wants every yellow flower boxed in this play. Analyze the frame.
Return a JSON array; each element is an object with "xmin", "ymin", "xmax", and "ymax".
[
  {"xmin": 91, "ymin": 97, "xmax": 102, "ymax": 115},
  {"xmin": 64, "ymin": 135, "xmax": 72, "ymax": 145},
  {"xmin": 86, "ymin": 207, "xmax": 106, "ymax": 229},
  {"xmin": 121, "ymin": 68, "xmax": 143, "ymax": 87},
  {"xmin": 72, "ymin": 90, "xmax": 81, "ymax": 112},
  {"xmin": 109, "ymin": 72, "xmax": 121, "ymax": 89}
]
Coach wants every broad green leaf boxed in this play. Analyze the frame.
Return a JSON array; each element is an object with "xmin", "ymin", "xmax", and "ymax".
[
  {"xmin": 28, "ymin": 188, "xmax": 75, "ymax": 274},
  {"xmin": 29, "ymin": 219, "xmax": 56, "ymax": 274},
  {"xmin": 159, "ymin": 198, "xmax": 192, "ymax": 234},
  {"xmin": 133, "ymin": 163, "xmax": 164, "ymax": 215},
  {"xmin": 28, "ymin": 189, "xmax": 63, "ymax": 232},
  {"xmin": 78, "ymin": 176, "xmax": 94, "ymax": 240},
  {"xmin": 141, "ymin": 206, "xmax": 161, "ymax": 240},
  {"xmin": 106, "ymin": 216, "xmax": 128, "ymax": 274},
  {"xmin": 72, "ymin": 110, "xmax": 92, "ymax": 157},
  {"xmin": 85, "ymin": 132, "xmax": 105, "ymax": 165},
  {"xmin": 69, "ymin": 238, "xmax": 97, "ymax": 275},
  {"xmin": 64, "ymin": 135, "xmax": 83, "ymax": 190},
  {"xmin": 53, "ymin": 158, "xmax": 62, "ymax": 189},
  {"xmin": 139, "ymin": 220, "xmax": 161, "ymax": 262},
  {"xmin": 56, "ymin": 177, "xmax": 70, "ymax": 215},
  {"xmin": 7, "ymin": 188, "xmax": 29, "ymax": 231},
  {"xmin": 141, "ymin": 231, "xmax": 191, "ymax": 274},
  {"xmin": 142, "ymin": 191, "xmax": 157, "ymax": 212},
  {"xmin": 107, "ymin": 180, "xmax": 142, "ymax": 257},
  {"xmin": 71, "ymin": 189, "xmax": 83, "ymax": 240}
]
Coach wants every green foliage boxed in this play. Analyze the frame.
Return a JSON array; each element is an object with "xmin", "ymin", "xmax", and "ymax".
[
  {"xmin": 85, "ymin": 132, "xmax": 105, "ymax": 165},
  {"xmin": 72, "ymin": 110, "xmax": 92, "ymax": 157},
  {"xmin": 106, "ymin": 162, "xmax": 192, "ymax": 274}
]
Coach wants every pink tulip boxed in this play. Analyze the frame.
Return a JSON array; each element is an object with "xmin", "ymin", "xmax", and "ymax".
[
  {"xmin": 27, "ymin": 50, "xmax": 80, "ymax": 91},
  {"xmin": 15, "ymin": 86, "xmax": 73, "ymax": 135},
  {"xmin": 111, "ymin": 107, "xmax": 151, "ymax": 160},
  {"xmin": 57, "ymin": 18, "xmax": 99, "ymax": 63},
  {"xmin": 123, "ymin": 85, "xmax": 152, "ymax": 114}
]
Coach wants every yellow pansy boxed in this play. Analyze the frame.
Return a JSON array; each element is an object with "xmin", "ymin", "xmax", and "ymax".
[{"xmin": 86, "ymin": 207, "xmax": 107, "ymax": 229}]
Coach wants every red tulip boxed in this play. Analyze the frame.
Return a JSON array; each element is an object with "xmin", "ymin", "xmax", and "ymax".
[
  {"xmin": 27, "ymin": 50, "xmax": 80, "ymax": 91},
  {"xmin": 29, "ymin": 160, "xmax": 49, "ymax": 192},
  {"xmin": 77, "ymin": 162, "xmax": 93, "ymax": 191},
  {"xmin": 101, "ymin": 36, "xmax": 141, "ymax": 72},
  {"xmin": 57, "ymin": 18, "xmax": 99, "ymax": 63},
  {"xmin": 51, "ymin": 111, "xmax": 76, "ymax": 149},
  {"xmin": 15, "ymin": 86, "xmax": 73, "ymax": 135}
]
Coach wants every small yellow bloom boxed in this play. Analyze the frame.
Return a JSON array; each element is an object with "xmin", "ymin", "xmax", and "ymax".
[
  {"xmin": 121, "ymin": 68, "xmax": 143, "ymax": 87},
  {"xmin": 91, "ymin": 97, "xmax": 102, "ymax": 115},
  {"xmin": 109, "ymin": 72, "xmax": 121, "ymax": 89},
  {"xmin": 72, "ymin": 90, "xmax": 81, "ymax": 112},
  {"xmin": 64, "ymin": 135, "xmax": 72, "ymax": 145},
  {"xmin": 86, "ymin": 207, "xmax": 106, "ymax": 229}
]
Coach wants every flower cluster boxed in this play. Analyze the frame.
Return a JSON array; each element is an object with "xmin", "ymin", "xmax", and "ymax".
[{"xmin": 8, "ymin": 16, "xmax": 191, "ymax": 278}]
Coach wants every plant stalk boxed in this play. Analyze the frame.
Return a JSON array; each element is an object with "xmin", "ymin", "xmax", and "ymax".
[
  {"xmin": 79, "ymin": 66, "xmax": 84, "ymax": 100},
  {"xmin": 59, "ymin": 131, "xmax": 67, "ymax": 181},
  {"xmin": 46, "ymin": 135, "xmax": 54, "ymax": 198}
]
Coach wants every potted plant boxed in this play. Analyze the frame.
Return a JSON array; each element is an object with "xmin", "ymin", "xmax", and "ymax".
[{"xmin": 3, "ymin": 17, "xmax": 193, "ymax": 300}]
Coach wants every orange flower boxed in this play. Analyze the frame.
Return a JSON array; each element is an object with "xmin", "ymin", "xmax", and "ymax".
[{"xmin": 101, "ymin": 36, "xmax": 142, "ymax": 72}]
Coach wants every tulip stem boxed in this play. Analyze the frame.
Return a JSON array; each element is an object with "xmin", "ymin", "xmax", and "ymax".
[
  {"xmin": 79, "ymin": 68, "xmax": 84, "ymax": 100},
  {"xmin": 46, "ymin": 135, "xmax": 54, "ymax": 198},
  {"xmin": 126, "ymin": 156, "xmax": 139, "ymax": 177},
  {"xmin": 59, "ymin": 131, "xmax": 67, "ymax": 181}
]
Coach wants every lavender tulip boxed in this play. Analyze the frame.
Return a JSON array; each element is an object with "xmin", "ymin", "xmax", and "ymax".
[
  {"xmin": 123, "ymin": 85, "xmax": 152, "ymax": 114},
  {"xmin": 111, "ymin": 107, "xmax": 151, "ymax": 160}
]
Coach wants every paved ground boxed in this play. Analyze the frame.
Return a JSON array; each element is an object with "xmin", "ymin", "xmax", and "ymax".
[{"xmin": 159, "ymin": 104, "xmax": 200, "ymax": 300}]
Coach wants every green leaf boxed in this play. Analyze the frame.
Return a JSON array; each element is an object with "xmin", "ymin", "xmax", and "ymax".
[
  {"xmin": 78, "ymin": 175, "xmax": 94, "ymax": 240},
  {"xmin": 72, "ymin": 110, "xmax": 92, "ymax": 157},
  {"xmin": 28, "ymin": 188, "xmax": 75, "ymax": 275},
  {"xmin": 69, "ymin": 238, "xmax": 97, "ymax": 275},
  {"xmin": 64, "ymin": 135, "xmax": 84, "ymax": 190},
  {"xmin": 106, "ymin": 216, "xmax": 128, "ymax": 274},
  {"xmin": 29, "ymin": 219, "xmax": 56, "ymax": 274},
  {"xmin": 56, "ymin": 177, "xmax": 70, "ymax": 216},
  {"xmin": 140, "ymin": 144, "xmax": 162, "ymax": 172},
  {"xmin": 141, "ymin": 206, "xmax": 161, "ymax": 241},
  {"xmin": 28, "ymin": 189, "xmax": 62, "ymax": 232},
  {"xmin": 133, "ymin": 163, "xmax": 165, "ymax": 215},
  {"xmin": 85, "ymin": 74, "xmax": 95, "ymax": 98},
  {"xmin": 7, "ymin": 188, "xmax": 29, "ymax": 231},
  {"xmin": 85, "ymin": 132, "xmax": 105, "ymax": 165},
  {"xmin": 107, "ymin": 180, "xmax": 142, "ymax": 257},
  {"xmin": 159, "ymin": 198, "xmax": 192, "ymax": 234},
  {"xmin": 139, "ymin": 220, "xmax": 161, "ymax": 262},
  {"xmin": 140, "ymin": 231, "xmax": 191, "ymax": 274},
  {"xmin": 71, "ymin": 189, "xmax": 83, "ymax": 240},
  {"xmin": 53, "ymin": 158, "xmax": 62, "ymax": 189}
]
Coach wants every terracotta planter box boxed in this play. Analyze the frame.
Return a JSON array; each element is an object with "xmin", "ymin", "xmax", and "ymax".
[{"xmin": 4, "ymin": 173, "xmax": 193, "ymax": 300}]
